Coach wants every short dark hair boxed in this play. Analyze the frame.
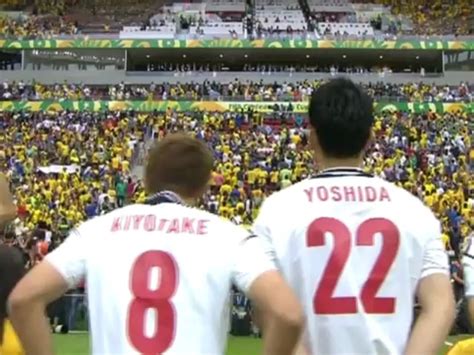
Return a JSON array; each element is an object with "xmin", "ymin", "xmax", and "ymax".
[
  {"xmin": 0, "ymin": 245, "xmax": 25, "ymax": 344},
  {"xmin": 145, "ymin": 133, "xmax": 214, "ymax": 198},
  {"xmin": 308, "ymin": 78, "xmax": 374, "ymax": 158}
]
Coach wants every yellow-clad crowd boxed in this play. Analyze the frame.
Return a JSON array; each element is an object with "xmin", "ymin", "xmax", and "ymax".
[
  {"xmin": 2, "ymin": 0, "xmax": 472, "ymax": 38},
  {"xmin": 34, "ymin": 0, "xmax": 70, "ymax": 16},
  {"xmin": 1, "ymin": 111, "xmax": 147, "ymax": 234},
  {"xmin": 0, "ymin": 15, "xmax": 77, "ymax": 39},
  {"xmin": 1, "ymin": 107, "xmax": 472, "ymax": 255},
  {"xmin": 374, "ymin": 0, "xmax": 472, "ymax": 35},
  {"xmin": 1, "ymin": 80, "xmax": 472, "ymax": 103},
  {"xmin": 368, "ymin": 110, "xmax": 473, "ymax": 252}
]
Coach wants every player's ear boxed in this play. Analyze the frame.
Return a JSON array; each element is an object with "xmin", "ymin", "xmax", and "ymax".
[
  {"xmin": 309, "ymin": 128, "xmax": 323, "ymax": 163},
  {"xmin": 308, "ymin": 128, "xmax": 318, "ymax": 152},
  {"xmin": 364, "ymin": 129, "xmax": 375, "ymax": 152},
  {"xmin": 186, "ymin": 180, "xmax": 211, "ymax": 206}
]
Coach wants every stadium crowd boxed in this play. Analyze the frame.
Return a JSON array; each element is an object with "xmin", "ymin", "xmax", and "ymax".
[
  {"xmin": 0, "ymin": 109, "xmax": 148, "ymax": 262},
  {"xmin": 0, "ymin": 15, "xmax": 78, "ymax": 39},
  {"xmin": 0, "ymin": 80, "xmax": 472, "ymax": 103},
  {"xmin": 1, "ymin": 0, "xmax": 472, "ymax": 38},
  {"xmin": 0, "ymin": 106, "xmax": 472, "ymax": 267},
  {"xmin": 376, "ymin": 0, "xmax": 472, "ymax": 36}
]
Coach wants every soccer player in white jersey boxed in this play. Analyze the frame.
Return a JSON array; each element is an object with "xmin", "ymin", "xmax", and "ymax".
[
  {"xmin": 252, "ymin": 78, "xmax": 455, "ymax": 355},
  {"xmin": 8, "ymin": 133, "xmax": 304, "ymax": 355}
]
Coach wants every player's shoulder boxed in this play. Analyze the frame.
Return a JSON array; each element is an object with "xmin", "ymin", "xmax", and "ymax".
[
  {"xmin": 379, "ymin": 178, "xmax": 438, "ymax": 224},
  {"xmin": 182, "ymin": 206, "xmax": 252, "ymax": 241},
  {"xmin": 262, "ymin": 179, "xmax": 313, "ymax": 209},
  {"xmin": 204, "ymin": 211, "xmax": 251, "ymax": 241},
  {"xmin": 72, "ymin": 204, "xmax": 158, "ymax": 234},
  {"xmin": 463, "ymin": 232, "xmax": 474, "ymax": 259}
]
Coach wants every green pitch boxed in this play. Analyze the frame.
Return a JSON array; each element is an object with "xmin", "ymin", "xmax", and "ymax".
[
  {"xmin": 53, "ymin": 334, "xmax": 262, "ymax": 354},
  {"xmin": 53, "ymin": 334, "xmax": 470, "ymax": 354}
]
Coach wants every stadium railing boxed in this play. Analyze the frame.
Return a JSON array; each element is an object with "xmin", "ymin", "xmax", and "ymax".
[{"xmin": 2, "ymin": 31, "xmax": 473, "ymax": 40}]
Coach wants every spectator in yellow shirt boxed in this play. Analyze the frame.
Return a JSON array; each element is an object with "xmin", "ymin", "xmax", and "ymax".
[
  {"xmin": 448, "ymin": 339, "xmax": 474, "ymax": 355},
  {"xmin": 441, "ymin": 232, "xmax": 452, "ymax": 251}
]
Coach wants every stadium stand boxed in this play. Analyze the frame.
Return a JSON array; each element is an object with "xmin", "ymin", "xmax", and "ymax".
[
  {"xmin": 317, "ymin": 22, "xmax": 374, "ymax": 36},
  {"xmin": 121, "ymin": 24, "xmax": 176, "ymax": 39},
  {"xmin": 1, "ymin": 107, "xmax": 472, "ymax": 250},
  {"xmin": 0, "ymin": 14, "xmax": 77, "ymax": 39},
  {"xmin": 0, "ymin": 81, "xmax": 472, "ymax": 102},
  {"xmin": 1, "ymin": 0, "xmax": 472, "ymax": 38},
  {"xmin": 119, "ymin": 1, "xmax": 249, "ymax": 39},
  {"xmin": 304, "ymin": 0, "xmax": 388, "ymax": 37},
  {"xmin": 254, "ymin": 0, "xmax": 307, "ymax": 35},
  {"xmin": 373, "ymin": 0, "xmax": 473, "ymax": 35}
]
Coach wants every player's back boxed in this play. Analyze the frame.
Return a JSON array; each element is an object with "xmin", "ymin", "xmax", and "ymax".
[
  {"xmin": 463, "ymin": 231, "xmax": 474, "ymax": 297},
  {"xmin": 253, "ymin": 169, "xmax": 447, "ymax": 355},
  {"xmin": 77, "ymin": 203, "xmax": 248, "ymax": 355}
]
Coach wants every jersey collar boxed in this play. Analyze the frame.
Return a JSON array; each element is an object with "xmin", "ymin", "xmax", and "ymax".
[
  {"xmin": 145, "ymin": 191, "xmax": 185, "ymax": 206},
  {"xmin": 313, "ymin": 167, "xmax": 373, "ymax": 179}
]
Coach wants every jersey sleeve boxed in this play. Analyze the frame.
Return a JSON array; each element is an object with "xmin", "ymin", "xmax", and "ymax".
[
  {"xmin": 420, "ymin": 217, "xmax": 449, "ymax": 279},
  {"xmin": 251, "ymin": 198, "xmax": 278, "ymax": 264},
  {"xmin": 232, "ymin": 230, "xmax": 277, "ymax": 294},
  {"xmin": 252, "ymin": 197, "xmax": 271, "ymax": 236},
  {"xmin": 462, "ymin": 235, "xmax": 474, "ymax": 297},
  {"xmin": 45, "ymin": 225, "xmax": 88, "ymax": 288}
]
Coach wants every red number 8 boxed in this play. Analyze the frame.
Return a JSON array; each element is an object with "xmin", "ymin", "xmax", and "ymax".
[{"xmin": 127, "ymin": 251, "xmax": 178, "ymax": 354}]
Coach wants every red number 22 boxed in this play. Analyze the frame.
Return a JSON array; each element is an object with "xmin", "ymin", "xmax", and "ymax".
[
  {"xmin": 127, "ymin": 251, "xmax": 178, "ymax": 353},
  {"xmin": 307, "ymin": 217, "xmax": 400, "ymax": 315}
]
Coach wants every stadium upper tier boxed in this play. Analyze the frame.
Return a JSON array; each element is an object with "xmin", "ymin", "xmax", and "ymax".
[
  {"xmin": 362, "ymin": 0, "xmax": 473, "ymax": 36},
  {"xmin": 0, "ymin": 0, "xmax": 472, "ymax": 40}
]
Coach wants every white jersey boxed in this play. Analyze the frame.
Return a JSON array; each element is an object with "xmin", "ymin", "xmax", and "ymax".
[
  {"xmin": 253, "ymin": 168, "xmax": 449, "ymax": 355},
  {"xmin": 46, "ymin": 203, "xmax": 275, "ymax": 355},
  {"xmin": 463, "ymin": 232, "xmax": 474, "ymax": 297}
]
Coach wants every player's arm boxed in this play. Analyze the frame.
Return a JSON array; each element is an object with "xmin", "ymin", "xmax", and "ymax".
[
  {"xmin": 0, "ymin": 173, "xmax": 16, "ymax": 228},
  {"xmin": 251, "ymin": 303, "xmax": 308, "ymax": 355},
  {"xmin": 462, "ymin": 236, "xmax": 474, "ymax": 328},
  {"xmin": 249, "ymin": 200, "xmax": 307, "ymax": 355},
  {"xmin": 233, "ymin": 234, "xmax": 304, "ymax": 355},
  {"xmin": 464, "ymin": 265, "xmax": 474, "ymax": 328},
  {"xmin": 468, "ymin": 297, "xmax": 474, "ymax": 331},
  {"xmin": 405, "ymin": 224, "xmax": 455, "ymax": 355},
  {"xmin": 8, "ymin": 227, "xmax": 88, "ymax": 355}
]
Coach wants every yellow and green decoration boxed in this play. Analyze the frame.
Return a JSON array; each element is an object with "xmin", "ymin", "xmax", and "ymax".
[
  {"xmin": 0, "ymin": 100, "xmax": 472, "ymax": 114},
  {"xmin": 0, "ymin": 39, "xmax": 472, "ymax": 50}
]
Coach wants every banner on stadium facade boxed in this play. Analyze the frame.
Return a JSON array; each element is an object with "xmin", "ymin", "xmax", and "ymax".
[
  {"xmin": 0, "ymin": 39, "xmax": 472, "ymax": 50},
  {"xmin": 0, "ymin": 100, "xmax": 472, "ymax": 114}
]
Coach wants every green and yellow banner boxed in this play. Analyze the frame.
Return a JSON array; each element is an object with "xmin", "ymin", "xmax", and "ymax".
[
  {"xmin": 0, "ymin": 38, "xmax": 472, "ymax": 50},
  {"xmin": 0, "ymin": 100, "xmax": 472, "ymax": 114}
]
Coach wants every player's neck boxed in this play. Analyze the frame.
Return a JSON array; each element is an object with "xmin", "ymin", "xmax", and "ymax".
[
  {"xmin": 182, "ymin": 197, "xmax": 198, "ymax": 206},
  {"xmin": 317, "ymin": 157, "xmax": 363, "ymax": 172},
  {"xmin": 165, "ymin": 191, "xmax": 196, "ymax": 206},
  {"xmin": 147, "ymin": 190, "xmax": 196, "ymax": 206}
]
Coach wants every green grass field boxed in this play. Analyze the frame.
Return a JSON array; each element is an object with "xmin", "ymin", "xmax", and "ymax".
[
  {"xmin": 53, "ymin": 334, "xmax": 262, "ymax": 354},
  {"xmin": 53, "ymin": 333, "xmax": 471, "ymax": 354}
]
